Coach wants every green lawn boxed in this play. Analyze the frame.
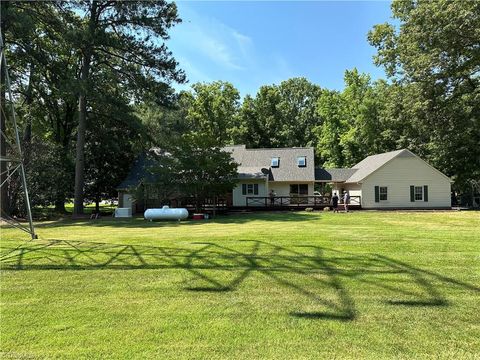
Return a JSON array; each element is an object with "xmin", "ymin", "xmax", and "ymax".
[{"xmin": 1, "ymin": 211, "xmax": 479, "ymax": 359}]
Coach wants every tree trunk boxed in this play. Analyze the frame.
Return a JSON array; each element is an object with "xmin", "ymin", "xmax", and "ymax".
[
  {"xmin": 22, "ymin": 61, "xmax": 34, "ymax": 169},
  {"xmin": 23, "ymin": 61, "xmax": 34, "ymax": 143},
  {"xmin": 54, "ymin": 199, "xmax": 66, "ymax": 213},
  {"xmin": 95, "ymin": 193, "xmax": 100, "ymax": 214},
  {"xmin": 73, "ymin": 87, "xmax": 88, "ymax": 215},
  {"xmin": 73, "ymin": 1, "xmax": 97, "ymax": 216}
]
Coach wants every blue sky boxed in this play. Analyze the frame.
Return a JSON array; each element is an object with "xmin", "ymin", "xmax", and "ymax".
[{"xmin": 168, "ymin": 1, "xmax": 394, "ymax": 96}]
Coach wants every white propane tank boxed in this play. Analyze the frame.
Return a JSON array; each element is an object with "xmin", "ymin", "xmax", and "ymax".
[{"xmin": 144, "ymin": 206, "xmax": 189, "ymax": 221}]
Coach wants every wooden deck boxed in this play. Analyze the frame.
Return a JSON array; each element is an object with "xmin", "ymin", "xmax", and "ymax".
[
  {"xmin": 245, "ymin": 195, "xmax": 361, "ymax": 210},
  {"xmin": 134, "ymin": 195, "xmax": 361, "ymax": 214}
]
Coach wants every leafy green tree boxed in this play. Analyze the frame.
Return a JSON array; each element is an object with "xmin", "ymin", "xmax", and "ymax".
[
  {"xmin": 238, "ymin": 78, "xmax": 322, "ymax": 149},
  {"xmin": 142, "ymin": 135, "xmax": 238, "ymax": 213},
  {"xmin": 243, "ymin": 84, "xmax": 283, "ymax": 148},
  {"xmin": 3, "ymin": 2, "xmax": 81, "ymax": 213},
  {"xmin": 276, "ymin": 78, "xmax": 323, "ymax": 148},
  {"xmin": 84, "ymin": 92, "xmax": 143, "ymax": 213},
  {"xmin": 368, "ymin": 0, "xmax": 480, "ymax": 189},
  {"xmin": 134, "ymin": 150, "xmax": 180, "ymax": 208},
  {"xmin": 1, "ymin": 1, "xmax": 39, "ymax": 214},
  {"xmin": 135, "ymin": 92, "xmax": 192, "ymax": 150},
  {"xmin": 234, "ymin": 94, "xmax": 258, "ymax": 146},
  {"xmin": 25, "ymin": 139, "xmax": 74, "ymax": 210},
  {"xmin": 337, "ymin": 69, "xmax": 394, "ymax": 166},
  {"xmin": 54, "ymin": 1, "xmax": 186, "ymax": 215},
  {"xmin": 186, "ymin": 81, "xmax": 241, "ymax": 145},
  {"xmin": 176, "ymin": 135, "xmax": 238, "ymax": 213},
  {"xmin": 315, "ymin": 90, "xmax": 347, "ymax": 167}
]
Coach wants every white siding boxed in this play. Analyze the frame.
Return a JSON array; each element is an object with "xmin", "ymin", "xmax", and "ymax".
[
  {"xmin": 332, "ymin": 184, "xmax": 362, "ymax": 205},
  {"xmin": 232, "ymin": 180, "xmax": 267, "ymax": 206},
  {"xmin": 359, "ymin": 156, "xmax": 451, "ymax": 209},
  {"xmin": 122, "ymin": 193, "xmax": 136, "ymax": 213},
  {"xmin": 232, "ymin": 181, "xmax": 315, "ymax": 207}
]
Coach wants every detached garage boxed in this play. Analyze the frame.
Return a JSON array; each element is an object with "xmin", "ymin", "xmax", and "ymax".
[{"xmin": 329, "ymin": 149, "xmax": 452, "ymax": 209}]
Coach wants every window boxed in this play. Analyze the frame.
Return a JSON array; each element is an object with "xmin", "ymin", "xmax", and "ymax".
[
  {"xmin": 271, "ymin": 157, "xmax": 280, "ymax": 168},
  {"xmin": 290, "ymin": 184, "xmax": 308, "ymax": 195},
  {"xmin": 379, "ymin": 186, "xmax": 388, "ymax": 201},
  {"xmin": 410, "ymin": 185, "xmax": 428, "ymax": 202},
  {"xmin": 414, "ymin": 186, "xmax": 423, "ymax": 201},
  {"xmin": 242, "ymin": 183, "xmax": 259, "ymax": 195},
  {"xmin": 297, "ymin": 156, "xmax": 306, "ymax": 167}
]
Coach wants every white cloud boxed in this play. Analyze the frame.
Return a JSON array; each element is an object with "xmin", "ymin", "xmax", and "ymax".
[
  {"xmin": 168, "ymin": 3, "xmax": 296, "ymax": 96},
  {"xmin": 170, "ymin": 5, "xmax": 252, "ymax": 71},
  {"xmin": 232, "ymin": 31, "xmax": 254, "ymax": 62}
]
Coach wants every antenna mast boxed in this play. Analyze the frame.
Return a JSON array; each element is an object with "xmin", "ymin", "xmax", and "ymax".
[{"xmin": 0, "ymin": 32, "xmax": 37, "ymax": 239}]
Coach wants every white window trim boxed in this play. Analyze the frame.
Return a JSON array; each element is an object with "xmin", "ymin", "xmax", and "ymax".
[
  {"xmin": 297, "ymin": 156, "xmax": 306, "ymax": 167},
  {"xmin": 414, "ymin": 186, "xmax": 423, "ymax": 201},
  {"xmin": 271, "ymin": 157, "xmax": 280, "ymax": 168},
  {"xmin": 247, "ymin": 184, "xmax": 254, "ymax": 195},
  {"xmin": 379, "ymin": 186, "xmax": 388, "ymax": 201}
]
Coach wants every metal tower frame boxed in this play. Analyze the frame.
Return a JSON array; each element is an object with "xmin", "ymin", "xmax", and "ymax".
[{"xmin": 0, "ymin": 32, "xmax": 37, "ymax": 239}]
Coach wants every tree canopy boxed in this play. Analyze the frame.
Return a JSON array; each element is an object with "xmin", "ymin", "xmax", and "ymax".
[{"xmin": 368, "ymin": 0, "xmax": 480, "ymax": 189}]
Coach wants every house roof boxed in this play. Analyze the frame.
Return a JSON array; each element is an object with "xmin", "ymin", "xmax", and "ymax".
[
  {"xmin": 344, "ymin": 149, "xmax": 414, "ymax": 183},
  {"xmin": 237, "ymin": 167, "xmax": 269, "ymax": 179},
  {"xmin": 117, "ymin": 145, "xmax": 314, "ymax": 190},
  {"xmin": 315, "ymin": 168, "xmax": 358, "ymax": 182},
  {"xmin": 224, "ymin": 145, "xmax": 315, "ymax": 182},
  {"xmin": 116, "ymin": 152, "xmax": 159, "ymax": 190}
]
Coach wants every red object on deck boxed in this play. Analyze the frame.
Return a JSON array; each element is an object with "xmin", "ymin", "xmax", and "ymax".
[{"xmin": 192, "ymin": 214, "xmax": 204, "ymax": 220}]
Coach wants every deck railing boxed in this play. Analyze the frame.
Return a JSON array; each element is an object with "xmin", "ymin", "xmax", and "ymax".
[{"xmin": 246, "ymin": 195, "xmax": 361, "ymax": 207}]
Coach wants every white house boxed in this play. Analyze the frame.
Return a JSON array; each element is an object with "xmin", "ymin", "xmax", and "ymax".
[
  {"xmin": 117, "ymin": 147, "xmax": 452, "ymax": 212},
  {"xmin": 317, "ymin": 149, "xmax": 452, "ymax": 209},
  {"xmin": 224, "ymin": 145, "xmax": 315, "ymax": 207}
]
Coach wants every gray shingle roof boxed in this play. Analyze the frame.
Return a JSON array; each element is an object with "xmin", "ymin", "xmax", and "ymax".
[
  {"xmin": 345, "ymin": 149, "xmax": 413, "ymax": 183},
  {"xmin": 224, "ymin": 145, "xmax": 315, "ymax": 182},
  {"xmin": 237, "ymin": 166, "xmax": 269, "ymax": 179},
  {"xmin": 315, "ymin": 168, "xmax": 358, "ymax": 182}
]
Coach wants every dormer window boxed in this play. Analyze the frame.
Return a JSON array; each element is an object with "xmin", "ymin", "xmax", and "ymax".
[
  {"xmin": 297, "ymin": 156, "xmax": 306, "ymax": 167},
  {"xmin": 271, "ymin": 157, "xmax": 280, "ymax": 168}
]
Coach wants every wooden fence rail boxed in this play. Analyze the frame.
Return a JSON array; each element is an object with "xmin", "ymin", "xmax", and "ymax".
[{"xmin": 246, "ymin": 195, "xmax": 361, "ymax": 208}]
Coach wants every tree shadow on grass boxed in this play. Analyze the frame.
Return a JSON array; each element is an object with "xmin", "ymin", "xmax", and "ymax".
[
  {"xmin": 1, "ymin": 238, "xmax": 479, "ymax": 321},
  {"xmin": 386, "ymin": 299, "xmax": 448, "ymax": 307},
  {"xmin": 290, "ymin": 312, "xmax": 355, "ymax": 321}
]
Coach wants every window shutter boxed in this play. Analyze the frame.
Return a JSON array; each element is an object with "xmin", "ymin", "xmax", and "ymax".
[
  {"xmin": 374, "ymin": 186, "xmax": 380, "ymax": 203},
  {"xmin": 410, "ymin": 186, "xmax": 415, "ymax": 202},
  {"xmin": 242, "ymin": 184, "xmax": 246, "ymax": 195},
  {"xmin": 424, "ymin": 185, "xmax": 428, "ymax": 202},
  {"xmin": 254, "ymin": 184, "xmax": 259, "ymax": 195}
]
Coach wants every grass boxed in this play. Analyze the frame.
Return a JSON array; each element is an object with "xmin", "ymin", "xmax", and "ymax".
[{"xmin": 1, "ymin": 211, "xmax": 479, "ymax": 359}]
